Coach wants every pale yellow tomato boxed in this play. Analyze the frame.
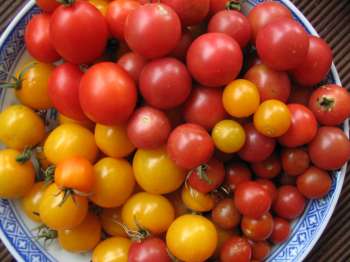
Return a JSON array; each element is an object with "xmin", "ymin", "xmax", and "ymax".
[
  {"xmin": 181, "ymin": 185, "xmax": 215, "ymax": 212},
  {"xmin": 92, "ymin": 237, "xmax": 131, "ymax": 262},
  {"xmin": 21, "ymin": 182, "xmax": 46, "ymax": 222}
]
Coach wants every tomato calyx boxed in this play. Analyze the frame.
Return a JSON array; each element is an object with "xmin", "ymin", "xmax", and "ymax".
[
  {"xmin": 56, "ymin": 0, "xmax": 75, "ymax": 6},
  {"xmin": 226, "ymin": 0, "xmax": 241, "ymax": 11},
  {"xmin": 317, "ymin": 96, "xmax": 335, "ymax": 112},
  {"xmin": 16, "ymin": 147, "xmax": 33, "ymax": 163},
  {"xmin": 43, "ymin": 165, "xmax": 55, "ymax": 185},
  {"xmin": 115, "ymin": 217, "xmax": 151, "ymax": 242},
  {"xmin": 0, "ymin": 62, "xmax": 37, "ymax": 90},
  {"xmin": 190, "ymin": 164, "xmax": 213, "ymax": 184},
  {"xmin": 212, "ymin": 184, "xmax": 232, "ymax": 199},
  {"xmin": 33, "ymin": 224, "xmax": 58, "ymax": 247}
]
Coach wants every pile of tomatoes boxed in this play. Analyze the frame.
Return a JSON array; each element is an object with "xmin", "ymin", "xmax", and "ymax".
[{"xmin": 0, "ymin": 0, "xmax": 349, "ymax": 261}]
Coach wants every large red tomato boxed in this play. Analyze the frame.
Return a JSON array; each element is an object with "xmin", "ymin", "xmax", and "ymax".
[
  {"xmin": 79, "ymin": 62, "xmax": 137, "ymax": 125},
  {"xmin": 36, "ymin": 0, "xmax": 60, "ymax": 12}
]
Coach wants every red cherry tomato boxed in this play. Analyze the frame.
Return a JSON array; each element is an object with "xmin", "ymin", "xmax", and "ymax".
[
  {"xmin": 170, "ymin": 30, "xmax": 194, "ymax": 61},
  {"xmin": 140, "ymin": 58, "xmax": 192, "ymax": 110},
  {"xmin": 270, "ymin": 217, "xmax": 291, "ymax": 244},
  {"xmin": 209, "ymin": 0, "xmax": 229, "ymax": 16},
  {"xmin": 25, "ymin": 14, "xmax": 60, "ymax": 63},
  {"xmin": 251, "ymin": 153, "xmax": 281, "ymax": 179},
  {"xmin": 281, "ymin": 148, "xmax": 310, "ymax": 176},
  {"xmin": 225, "ymin": 162, "xmax": 252, "ymax": 191},
  {"xmin": 128, "ymin": 238, "xmax": 171, "ymax": 262},
  {"xmin": 187, "ymin": 32, "xmax": 243, "ymax": 87},
  {"xmin": 251, "ymin": 241, "xmax": 271, "ymax": 261},
  {"xmin": 256, "ymin": 179, "xmax": 277, "ymax": 203},
  {"xmin": 117, "ymin": 52, "xmax": 147, "ymax": 83},
  {"xmin": 220, "ymin": 236, "xmax": 252, "ymax": 262},
  {"xmin": 211, "ymin": 198, "xmax": 241, "ymax": 230},
  {"xmin": 36, "ymin": 0, "xmax": 60, "ymax": 12},
  {"xmin": 241, "ymin": 212, "xmax": 274, "ymax": 241},
  {"xmin": 288, "ymin": 84, "xmax": 313, "ymax": 106},
  {"xmin": 167, "ymin": 123, "xmax": 214, "ymax": 169},
  {"xmin": 79, "ymin": 62, "xmax": 137, "ymax": 125}
]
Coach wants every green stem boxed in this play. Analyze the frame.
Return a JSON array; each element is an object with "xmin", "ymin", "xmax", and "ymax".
[
  {"xmin": 16, "ymin": 147, "xmax": 33, "ymax": 164},
  {"xmin": 318, "ymin": 96, "xmax": 335, "ymax": 111},
  {"xmin": 43, "ymin": 165, "xmax": 55, "ymax": 185},
  {"xmin": 57, "ymin": 0, "xmax": 75, "ymax": 6},
  {"xmin": 226, "ymin": 0, "xmax": 241, "ymax": 11},
  {"xmin": 0, "ymin": 62, "xmax": 37, "ymax": 90}
]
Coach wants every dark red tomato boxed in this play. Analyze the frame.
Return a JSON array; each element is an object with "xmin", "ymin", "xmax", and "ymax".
[
  {"xmin": 48, "ymin": 63, "xmax": 87, "ymax": 121},
  {"xmin": 212, "ymin": 198, "xmax": 241, "ymax": 230},
  {"xmin": 291, "ymin": 36, "xmax": 333, "ymax": 86},
  {"xmin": 288, "ymin": 84, "xmax": 313, "ymax": 106},
  {"xmin": 36, "ymin": 0, "xmax": 59, "ymax": 13},
  {"xmin": 244, "ymin": 63, "xmax": 291, "ymax": 102},
  {"xmin": 79, "ymin": 62, "xmax": 137, "ymax": 125},
  {"xmin": 170, "ymin": 30, "xmax": 193, "ymax": 61},
  {"xmin": 214, "ymin": 149, "xmax": 235, "ymax": 163},
  {"xmin": 256, "ymin": 18, "xmax": 309, "ymax": 71},
  {"xmin": 278, "ymin": 104, "xmax": 318, "ymax": 147},
  {"xmin": 238, "ymin": 123, "xmax": 276, "ymax": 163},
  {"xmin": 117, "ymin": 52, "xmax": 147, "ymax": 83},
  {"xmin": 127, "ymin": 106, "xmax": 171, "ymax": 149},
  {"xmin": 50, "ymin": 1, "xmax": 108, "ymax": 64},
  {"xmin": 25, "ymin": 14, "xmax": 60, "ymax": 63},
  {"xmin": 220, "ymin": 236, "xmax": 252, "ymax": 262},
  {"xmin": 140, "ymin": 58, "xmax": 192, "ymax": 110},
  {"xmin": 234, "ymin": 181, "xmax": 272, "ymax": 219},
  {"xmin": 281, "ymin": 148, "xmax": 310, "ymax": 176},
  {"xmin": 270, "ymin": 217, "xmax": 290, "ymax": 244},
  {"xmin": 308, "ymin": 127, "xmax": 350, "ymax": 170},
  {"xmin": 251, "ymin": 241, "xmax": 271, "ymax": 261},
  {"xmin": 251, "ymin": 153, "xmax": 281, "ymax": 179},
  {"xmin": 188, "ymin": 158, "xmax": 225, "ymax": 193},
  {"xmin": 241, "ymin": 213, "xmax": 274, "ymax": 241},
  {"xmin": 247, "ymin": 1, "xmax": 292, "ymax": 41},
  {"xmin": 183, "ymin": 86, "xmax": 226, "ymax": 130},
  {"xmin": 106, "ymin": 0, "xmax": 141, "ymax": 40},
  {"xmin": 208, "ymin": 10, "xmax": 251, "ymax": 48},
  {"xmin": 209, "ymin": 0, "xmax": 228, "ymax": 16},
  {"xmin": 160, "ymin": 0, "xmax": 209, "ymax": 26},
  {"xmin": 128, "ymin": 238, "xmax": 171, "ymax": 262},
  {"xmin": 125, "ymin": 3, "xmax": 181, "ymax": 59},
  {"xmin": 309, "ymin": 84, "xmax": 350, "ymax": 126},
  {"xmin": 225, "ymin": 162, "xmax": 252, "ymax": 191},
  {"xmin": 167, "ymin": 123, "xmax": 215, "ymax": 169},
  {"xmin": 256, "ymin": 179, "xmax": 277, "ymax": 203},
  {"xmin": 273, "ymin": 185, "xmax": 306, "ymax": 220},
  {"xmin": 279, "ymin": 173, "xmax": 296, "ymax": 186},
  {"xmin": 187, "ymin": 32, "xmax": 243, "ymax": 87},
  {"xmin": 297, "ymin": 166, "xmax": 332, "ymax": 199}
]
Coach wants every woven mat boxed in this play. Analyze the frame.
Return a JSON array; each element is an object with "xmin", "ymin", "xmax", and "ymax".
[{"xmin": 0, "ymin": 0, "xmax": 350, "ymax": 261}]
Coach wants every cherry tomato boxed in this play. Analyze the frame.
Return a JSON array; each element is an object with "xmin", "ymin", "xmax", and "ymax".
[
  {"xmin": 252, "ymin": 153, "xmax": 281, "ymax": 179},
  {"xmin": 58, "ymin": 212, "xmax": 101, "ymax": 252},
  {"xmin": 187, "ymin": 33, "xmax": 243, "ymax": 87},
  {"xmin": 238, "ymin": 123, "xmax": 276, "ymax": 163},
  {"xmin": 291, "ymin": 36, "xmax": 333, "ymax": 86},
  {"xmin": 140, "ymin": 58, "xmax": 191, "ymax": 110},
  {"xmin": 58, "ymin": 114, "xmax": 94, "ymax": 130},
  {"xmin": 234, "ymin": 181, "xmax": 272, "ymax": 219},
  {"xmin": 50, "ymin": 1, "xmax": 108, "ymax": 64},
  {"xmin": 181, "ymin": 185, "xmax": 215, "ymax": 212},
  {"xmin": 170, "ymin": 30, "xmax": 193, "ymax": 61},
  {"xmin": 167, "ymin": 123, "xmax": 215, "ymax": 169},
  {"xmin": 249, "ymin": 241, "xmax": 270, "ymax": 261},
  {"xmin": 129, "ymin": 237, "xmax": 171, "ymax": 262},
  {"xmin": 273, "ymin": 185, "xmax": 305, "ymax": 220},
  {"xmin": 256, "ymin": 179, "xmax": 278, "ymax": 203},
  {"xmin": 244, "ymin": 63, "xmax": 291, "ymax": 102},
  {"xmin": 166, "ymin": 214, "xmax": 217, "ymax": 262},
  {"xmin": 125, "ymin": 3, "xmax": 181, "ymax": 58},
  {"xmin": 21, "ymin": 182, "xmax": 46, "ymax": 222},
  {"xmin": 256, "ymin": 18, "xmax": 309, "ymax": 71},
  {"xmin": 212, "ymin": 198, "xmax": 241, "ymax": 230},
  {"xmin": 309, "ymin": 84, "xmax": 350, "ymax": 126},
  {"xmin": 117, "ymin": 52, "xmax": 147, "ymax": 82},
  {"xmin": 92, "ymin": 237, "xmax": 131, "ymax": 262},
  {"xmin": 225, "ymin": 162, "xmax": 252, "ymax": 191},
  {"xmin": 36, "ymin": 0, "xmax": 60, "ymax": 12},
  {"xmin": 44, "ymin": 124, "xmax": 98, "ymax": 164},
  {"xmin": 122, "ymin": 192, "xmax": 175, "ymax": 234},
  {"xmin": 0, "ymin": 105, "xmax": 45, "ymax": 150},
  {"xmin": 220, "ymin": 236, "xmax": 252, "ymax": 262},
  {"xmin": 89, "ymin": 0, "xmax": 109, "ymax": 15},
  {"xmin": 241, "ymin": 212, "xmax": 273, "ymax": 241},
  {"xmin": 297, "ymin": 166, "xmax": 332, "ymax": 199},
  {"xmin": 183, "ymin": 86, "xmax": 226, "ymax": 130},
  {"xmin": 100, "ymin": 207, "xmax": 127, "ymax": 237},
  {"xmin": 222, "ymin": 79, "xmax": 260, "ymax": 118},
  {"xmin": 288, "ymin": 84, "xmax": 314, "ymax": 106},
  {"xmin": 281, "ymin": 147, "xmax": 310, "ymax": 176},
  {"xmin": 212, "ymin": 120, "xmax": 246, "ymax": 153},
  {"xmin": 208, "ymin": 10, "xmax": 251, "ymax": 48},
  {"xmin": 270, "ymin": 217, "xmax": 291, "ymax": 244},
  {"xmin": 308, "ymin": 127, "xmax": 350, "ymax": 170}
]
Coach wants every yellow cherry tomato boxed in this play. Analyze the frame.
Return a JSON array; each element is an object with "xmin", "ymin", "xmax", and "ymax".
[
  {"xmin": 44, "ymin": 124, "xmax": 98, "ymax": 164},
  {"xmin": 92, "ymin": 237, "xmax": 131, "ymax": 262},
  {"xmin": 181, "ymin": 185, "xmax": 215, "ymax": 212},
  {"xmin": 15, "ymin": 62, "xmax": 54, "ymax": 109},
  {"xmin": 0, "ymin": 149, "xmax": 35, "ymax": 199},
  {"xmin": 222, "ymin": 79, "xmax": 260, "ymax": 118},
  {"xmin": 58, "ymin": 212, "xmax": 101, "ymax": 252},
  {"xmin": 166, "ymin": 214, "xmax": 218, "ymax": 262},
  {"xmin": 212, "ymin": 119, "xmax": 246, "ymax": 153},
  {"xmin": 95, "ymin": 124, "xmax": 135, "ymax": 158},
  {"xmin": 90, "ymin": 158, "xmax": 135, "ymax": 208},
  {"xmin": 122, "ymin": 192, "xmax": 175, "ymax": 234},
  {"xmin": 133, "ymin": 147, "xmax": 186, "ymax": 194},
  {"xmin": 21, "ymin": 182, "xmax": 47, "ymax": 222},
  {"xmin": 89, "ymin": 0, "xmax": 108, "ymax": 15},
  {"xmin": 254, "ymin": 99, "xmax": 292, "ymax": 137},
  {"xmin": 39, "ymin": 183, "xmax": 88, "ymax": 230},
  {"xmin": 100, "ymin": 208, "xmax": 127, "ymax": 237},
  {"xmin": 58, "ymin": 113, "xmax": 94, "ymax": 130},
  {"xmin": 0, "ymin": 105, "xmax": 45, "ymax": 150}
]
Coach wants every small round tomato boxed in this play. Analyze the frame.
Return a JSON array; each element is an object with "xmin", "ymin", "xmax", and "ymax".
[
  {"xmin": 92, "ymin": 237, "xmax": 131, "ymax": 262},
  {"xmin": 234, "ymin": 181, "xmax": 272, "ymax": 219},
  {"xmin": 181, "ymin": 185, "xmax": 215, "ymax": 212},
  {"xmin": 166, "ymin": 214, "xmax": 217, "ymax": 262},
  {"xmin": 170, "ymin": 29, "xmax": 193, "ymax": 61},
  {"xmin": 212, "ymin": 198, "xmax": 241, "ymax": 230},
  {"xmin": 225, "ymin": 162, "xmax": 252, "ymax": 191},
  {"xmin": 122, "ymin": 192, "xmax": 175, "ymax": 234},
  {"xmin": 133, "ymin": 147, "xmax": 186, "ymax": 194},
  {"xmin": 270, "ymin": 217, "xmax": 291, "ymax": 244},
  {"xmin": 129, "ymin": 237, "xmax": 171, "ymax": 262},
  {"xmin": 251, "ymin": 241, "xmax": 271, "ymax": 261},
  {"xmin": 58, "ymin": 212, "xmax": 101, "ymax": 252},
  {"xmin": 297, "ymin": 166, "xmax": 332, "ymax": 199},
  {"xmin": 39, "ymin": 183, "xmax": 88, "ymax": 230},
  {"xmin": 36, "ymin": 0, "xmax": 60, "ymax": 12},
  {"xmin": 273, "ymin": 185, "xmax": 306, "ymax": 220},
  {"xmin": 0, "ymin": 105, "xmax": 45, "ymax": 150},
  {"xmin": 252, "ymin": 153, "xmax": 281, "ymax": 179},
  {"xmin": 91, "ymin": 158, "xmax": 135, "ymax": 208},
  {"xmin": 241, "ymin": 212, "xmax": 274, "ymax": 241},
  {"xmin": 100, "ymin": 207, "xmax": 127, "ymax": 237},
  {"xmin": 21, "ymin": 182, "xmax": 46, "ymax": 222},
  {"xmin": 281, "ymin": 148, "xmax": 310, "ymax": 176},
  {"xmin": 117, "ymin": 52, "xmax": 147, "ymax": 82},
  {"xmin": 89, "ymin": 0, "xmax": 109, "ymax": 15},
  {"xmin": 223, "ymin": 79, "xmax": 260, "ymax": 118},
  {"xmin": 220, "ymin": 236, "xmax": 252, "ymax": 262},
  {"xmin": 44, "ymin": 124, "xmax": 98, "ymax": 164},
  {"xmin": 212, "ymin": 120, "xmax": 246, "ymax": 153},
  {"xmin": 254, "ymin": 99, "xmax": 291, "ymax": 137},
  {"xmin": 256, "ymin": 179, "xmax": 278, "ymax": 203},
  {"xmin": 58, "ymin": 114, "xmax": 94, "ymax": 130},
  {"xmin": 95, "ymin": 123, "xmax": 135, "ymax": 158}
]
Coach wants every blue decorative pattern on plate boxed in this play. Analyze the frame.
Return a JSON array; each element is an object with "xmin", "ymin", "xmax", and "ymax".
[{"xmin": 0, "ymin": 1, "xmax": 347, "ymax": 261}]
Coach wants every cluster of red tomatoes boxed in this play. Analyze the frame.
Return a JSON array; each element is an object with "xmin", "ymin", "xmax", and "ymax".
[{"xmin": 0, "ymin": 0, "xmax": 349, "ymax": 261}]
